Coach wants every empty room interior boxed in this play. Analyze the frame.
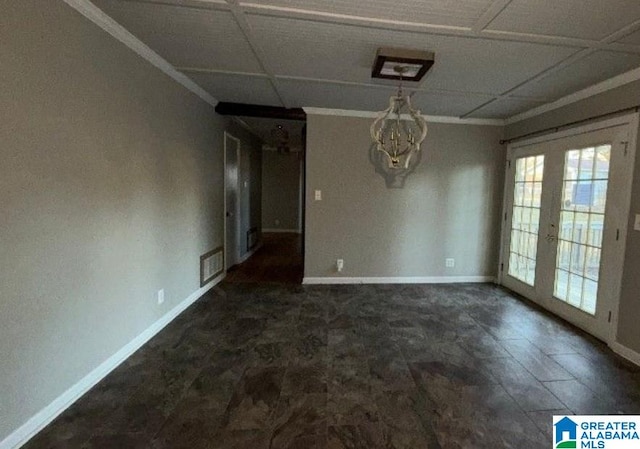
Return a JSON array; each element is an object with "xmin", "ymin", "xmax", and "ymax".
[{"xmin": 4, "ymin": 0, "xmax": 640, "ymax": 448}]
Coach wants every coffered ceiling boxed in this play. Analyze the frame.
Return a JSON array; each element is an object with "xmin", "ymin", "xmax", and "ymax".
[{"xmin": 90, "ymin": 0, "xmax": 640, "ymax": 119}]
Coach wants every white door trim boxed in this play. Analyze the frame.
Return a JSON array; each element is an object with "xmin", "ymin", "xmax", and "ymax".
[
  {"xmin": 499, "ymin": 112, "xmax": 639, "ymax": 345},
  {"xmin": 224, "ymin": 132, "xmax": 241, "ymax": 270}
]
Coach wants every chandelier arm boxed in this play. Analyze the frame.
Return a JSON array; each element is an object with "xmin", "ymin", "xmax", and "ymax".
[
  {"xmin": 403, "ymin": 150, "xmax": 413, "ymax": 169},
  {"xmin": 375, "ymin": 145, "xmax": 396, "ymax": 168},
  {"xmin": 406, "ymin": 96, "xmax": 428, "ymax": 145},
  {"xmin": 370, "ymin": 105, "xmax": 394, "ymax": 143}
]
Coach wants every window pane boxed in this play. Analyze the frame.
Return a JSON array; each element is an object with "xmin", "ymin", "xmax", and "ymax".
[
  {"xmin": 573, "ymin": 213, "xmax": 589, "ymax": 244},
  {"xmin": 565, "ymin": 150, "xmax": 580, "ymax": 180},
  {"xmin": 584, "ymin": 247, "xmax": 601, "ymax": 281},
  {"xmin": 562, "ymin": 179, "xmax": 577, "ymax": 211},
  {"xmin": 588, "ymin": 214, "xmax": 604, "ymax": 247},
  {"xmin": 582, "ymin": 279, "xmax": 598, "ymax": 315},
  {"xmin": 532, "ymin": 182, "xmax": 543, "ymax": 207},
  {"xmin": 595, "ymin": 146, "xmax": 610, "ymax": 178},
  {"xmin": 527, "ymin": 233, "xmax": 538, "ymax": 259},
  {"xmin": 516, "ymin": 158, "xmax": 525, "ymax": 181},
  {"xmin": 509, "ymin": 155, "xmax": 544, "ymax": 286},
  {"xmin": 526, "ymin": 258, "xmax": 536, "ymax": 285},
  {"xmin": 522, "ymin": 208, "xmax": 532, "ymax": 233},
  {"xmin": 555, "ymin": 269, "xmax": 569, "ymax": 301},
  {"xmin": 556, "ymin": 240, "xmax": 571, "ymax": 271},
  {"xmin": 568, "ymin": 274, "xmax": 584, "ymax": 307},
  {"xmin": 579, "ymin": 147, "xmax": 595, "ymax": 179},
  {"xmin": 514, "ymin": 183, "xmax": 525, "ymax": 206},
  {"xmin": 591, "ymin": 180, "xmax": 608, "ymax": 213},
  {"xmin": 569, "ymin": 243, "xmax": 586, "ymax": 275},
  {"xmin": 554, "ymin": 145, "xmax": 611, "ymax": 316},
  {"xmin": 535, "ymin": 156, "xmax": 544, "ymax": 181},
  {"xmin": 559, "ymin": 211, "xmax": 574, "ymax": 241}
]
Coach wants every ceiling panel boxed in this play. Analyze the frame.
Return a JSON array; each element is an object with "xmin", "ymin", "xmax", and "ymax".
[
  {"xmin": 515, "ymin": 51, "xmax": 640, "ymax": 99},
  {"xmin": 183, "ymin": 71, "xmax": 282, "ymax": 105},
  {"xmin": 278, "ymin": 79, "xmax": 403, "ymax": 111},
  {"xmin": 119, "ymin": 0, "xmax": 228, "ymax": 6},
  {"xmin": 277, "ymin": 78, "xmax": 493, "ymax": 116},
  {"xmin": 467, "ymin": 98, "xmax": 545, "ymax": 119},
  {"xmin": 92, "ymin": 0, "xmax": 263, "ymax": 72},
  {"xmin": 618, "ymin": 29, "xmax": 640, "ymax": 46},
  {"xmin": 409, "ymin": 91, "xmax": 495, "ymax": 117},
  {"xmin": 486, "ymin": 0, "xmax": 640, "ymax": 41},
  {"xmin": 241, "ymin": 0, "xmax": 495, "ymax": 28},
  {"xmin": 247, "ymin": 14, "xmax": 577, "ymax": 95}
]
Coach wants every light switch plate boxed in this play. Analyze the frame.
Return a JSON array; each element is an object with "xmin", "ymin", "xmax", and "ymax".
[
  {"xmin": 315, "ymin": 190, "xmax": 322, "ymax": 201},
  {"xmin": 635, "ymin": 214, "xmax": 640, "ymax": 231}
]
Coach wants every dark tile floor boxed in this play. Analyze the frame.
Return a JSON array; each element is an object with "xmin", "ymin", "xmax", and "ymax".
[{"xmin": 25, "ymin": 283, "xmax": 640, "ymax": 449}]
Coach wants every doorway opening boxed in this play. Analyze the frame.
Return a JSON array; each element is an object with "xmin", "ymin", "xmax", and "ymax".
[{"xmin": 220, "ymin": 104, "xmax": 306, "ymax": 284}]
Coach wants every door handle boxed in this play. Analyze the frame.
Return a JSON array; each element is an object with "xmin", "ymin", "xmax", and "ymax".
[{"xmin": 546, "ymin": 234, "xmax": 557, "ymax": 242}]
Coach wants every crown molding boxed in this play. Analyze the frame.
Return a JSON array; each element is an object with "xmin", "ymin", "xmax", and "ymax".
[
  {"xmin": 506, "ymin": 66, "xmax": 640, "ymax": 125},
  {"xmin": 303, "ymin": 107, "xmax": 505, "ymax": 126},
  {"xmin": 61, "ymin": 0, "xmax": 218, "ymax": 108}
]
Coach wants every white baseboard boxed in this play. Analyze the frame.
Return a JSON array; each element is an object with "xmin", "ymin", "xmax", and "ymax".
[
  {"xmin": 262, "ymin": 228, "xmax": 301, "ymax": 234},
  {"xmin": 302, "ymin": 276, "xmax": 496, "ymax": 285},
  {"xmin": 237, "ymin": 243, "xmax": 263, "ymax": 264},
  {"xmin": 0, "ymin": 273, "xmax": 225, "ymax": 449},
  {"xmin": 610, "ymin": 341, "xmax": 640, "ymax": 367}
]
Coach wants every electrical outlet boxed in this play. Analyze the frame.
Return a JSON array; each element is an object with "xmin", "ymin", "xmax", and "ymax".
[
  {"xmin": 336, "ymin": 259, "xmax": 344, "ymax": 272},
  {"xmin": 275, "ymin": 219, "xmax": 280, "ymax": 226},
  {"xmin": 157, "ymin": 289, "xmax": 165, "ymax": 305},
  {"xmin": 445, "ymin": 258, "xmax": 455, "ymax": 268}
]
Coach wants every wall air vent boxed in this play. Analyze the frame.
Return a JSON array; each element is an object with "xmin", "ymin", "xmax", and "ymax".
[{"xmin": 200, "ymin": 246, "xmax": 224, "ymax": 287}]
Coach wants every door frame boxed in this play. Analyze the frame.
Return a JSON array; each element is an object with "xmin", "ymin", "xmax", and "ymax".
[
  {"xmin": 224, "ymin": 132, "xmax": 241, "ymax": 270},
  {"xmin": 498, "ymin": 113, "xmax": 639, "ymax": 344}
]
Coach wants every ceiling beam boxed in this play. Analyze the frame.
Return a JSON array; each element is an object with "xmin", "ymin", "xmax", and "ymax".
[
  {"xmin": 472, "ymin": 0, "xmax": 513, "ymax": 33},
  {"xmin": 224, "ymin": 0, "xmax": 289, "ymax": 107},
  {"xmin": 467, "ymin": 16, "xmax": 640, "ymax": 117},
  {"xmin": 240, "ymin": 3, "xmax": 640, "ymax": 54},
  {"xmin": 215, "ymin": 102, "xmax": 306, "ymax": 120},
  {"xmin": 601, "ymin": 18, "xmax": 640, "ymax": 44},
  {"xmin": 123, "ymin": 0, "xmax": 229, "ymax": 11}
]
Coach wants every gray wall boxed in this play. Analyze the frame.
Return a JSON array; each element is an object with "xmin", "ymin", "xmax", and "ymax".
[
  {"xmin": 0, "ymin": 0, "xmax": 259, "ymax": 442},
  {"xmin": 305, "ymin": 114, "xmax": 506, "ymax": 278},
  {"xmin": 262, "ymin": 151, "xmax": 302, "ymax": 231},
  {"xmin": 505, "ymin": 83, "xmax": 640, "ymax": 354}
]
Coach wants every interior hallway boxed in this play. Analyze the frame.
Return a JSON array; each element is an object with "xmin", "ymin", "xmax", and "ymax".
[
  {"xmin": 225, "ymin": 232, "xmax": 303, "ymax": 284},
  {"xmin": 24, "ymin": 283, "xmax": 640, "ymax": 449}
]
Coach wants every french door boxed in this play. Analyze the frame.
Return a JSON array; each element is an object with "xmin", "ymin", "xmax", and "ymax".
[{"xmin": 500, "ymin": 115, "xmax": 638, "ymax": 342}]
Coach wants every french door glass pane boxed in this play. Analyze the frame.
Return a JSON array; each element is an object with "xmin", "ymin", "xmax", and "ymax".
[
  {"xmin": 508, "ymin": 155, "xmax": 544, "ymax": 286},
  {"xmin": 554, "ymin": 145, "xmax": 611, "ymax": 315}
]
